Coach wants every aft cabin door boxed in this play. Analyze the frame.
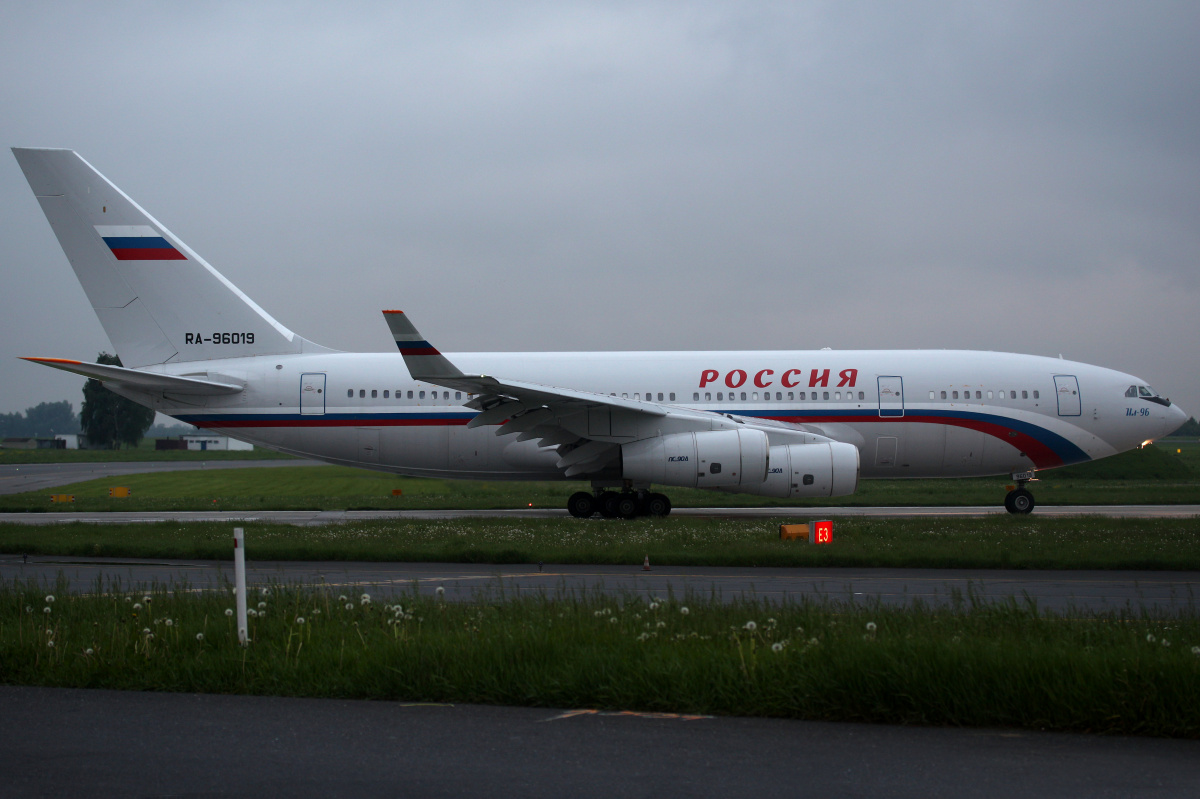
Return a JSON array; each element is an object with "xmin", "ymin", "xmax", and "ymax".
[
  {"xmin": 300, "ymin": 373, "xmax": 326, "ymax": 415},
  {"xmin": 1053, "ymin": 375, "xmax": 1081, "ymax": 417},
  {"xmin": 877, "ymin": 376, "xmax": 904, "ymax": 417}
]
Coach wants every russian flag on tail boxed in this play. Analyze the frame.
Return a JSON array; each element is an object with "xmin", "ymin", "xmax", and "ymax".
[{"xmin": 95, "ymin": 225, "xmax": 186, "ymax": 260}]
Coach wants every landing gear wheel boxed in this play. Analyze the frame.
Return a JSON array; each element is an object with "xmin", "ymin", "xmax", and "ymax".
[
  {"xmin": 567, "ymin": 491, "xmax": 597, "ymax": 518},
  {"xmin": 598, "ymin": 491, "xmax": 621, "ymax": 518},
  {"xmin": 1005, "ymin": 488, "xmax": 1035, "ymax": 515},
  {"xmin": 645, "ymin": 493, "xmax": 672, "ymax": 517},
  {"xmin": 615, "ymin": 494, "xmax": 640, "ymax": 519}
]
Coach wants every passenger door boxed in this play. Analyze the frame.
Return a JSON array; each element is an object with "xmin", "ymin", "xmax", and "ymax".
[
  {"xmin": 877, "ymin": 376, "xmax": 904, "ymax": 417},
  {"xmin": 1053, "ymin": 375, "xmax": 1081, "ymax": 417},
  {"xmin": 300, "ymin": 373, "xmax": 326, "ymax": 415}
]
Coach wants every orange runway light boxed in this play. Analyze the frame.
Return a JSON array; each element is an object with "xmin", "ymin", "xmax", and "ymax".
[
  {"xmin": 391, "ymin": 489, "xmax": 403, "ymax": 496},
  {"xmin": 108, "ymin": 486, "xmax": 131, "ymax": 498},
  {"xmin": 49, "ymin": 494, "xmax": 74, "ymax": 503},
  {"xmin": 779, "ymin": 524, "xmax": 809, "ymax": 541}
]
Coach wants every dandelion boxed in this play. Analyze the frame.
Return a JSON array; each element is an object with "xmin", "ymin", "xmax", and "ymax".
[
  {"xmin": 594, "ymin": 610, "xmax": 604, "ymax": 618},
  {"xmin": 1163, "ymin": 640, "xmax": 1171, "ymax": 648},
  {"xmin": 224, "ymin": 608, "xmax": 233, "ymax": 617},
  {"xmin": 808, "ymin": 637, "xmax": 819, "ymax": 646},
  {"xmin": 1147, "ymin": 633, "xmax": 1157, "ymax": 643},
  {"xmin": 1192, "ymin": 646, "xmax": 1200, "ymax": 656},
  {"xmin": 795, "ymin": 626, "xmax": 804, "ymax": 634},
  {"xmin": 258, "ymin": 601, "xmax": 267, "ymax": 610},
  {"xmin": 345, "ymin": 603, "xmax": 354, "ymax": 611},
  {"xmin": 680, "ymin": 607, "xmax": 689, "ymax": 615},
  {"xmin": 744, "ymin": 621, "xmax": 757, "ymax": 631},
  {"xmin": 85, "ymin": 648, "xmax": 93, "ymax": 656},
  {"xmin": 360, "ymin": 593, "xmax": 371, "ymax": 604},
  {"xmin": 24, "ymin": 606, "xmax": 32, "ymax": 613},
  {"xmin": 295, "ymin": 617, "xmax": 305, "ymax": 625},
  {"xmin": 196, "ymin": 633, "xmax": 204, "ymax": 642},
  {"xmin": 143, "ymin": 596, "xmax": 152, "ymax": 604},
  {"xmin": 866, "ymin": 622, "xmax": 877, "ymax": 632},
  {"xmin": 45, "ymin": 595, "xmax": 55, "ymax": 603},
  {"xmin": 133, "ymin": 603, "xmax": 142, "ymax": 611},
  {"xmin": 435, "ymin": 587, "xmax": 445, "ymax": 598},
  {"xmin": 767, "ymin": 618, "xmax": 776, "ymax": 626},
  {"xmin": 609, "ymin": 617, "xmax": 618, "ymax": 624},
  {"xmin": 771, "ymin": 642, "xmax": 784, "ymax": 653},
  {"xmin": 261, "ymin": 588, "xmax": 270, "ymax": 597},
  {"xmin": 338, "ymin": 595, "xmax": 347, "ymax": 602},
  {"xmin": 313, "ymin": 608, "xmax": 321, "ymax": 615},
  {"xmin": 43, "ymin": 606, "xmax": 51, "ymax": 614},
  {"xmin": 258, "ymin": 609, "xmax": 266, "ymax": 617},
  {"xmin": 165, "ymin": 619, "xmax": 174, "ymax": 627},
  {"xmin": 47, "ymin": 640, "xmax": 55, "ymax": 648},
  {"xmin": 649, "ymin": 602, "xmax": 660, "ymax": 611},
  {"xmin": 124, "ymin": 597, "xmax": 131, "ymax": 603}
]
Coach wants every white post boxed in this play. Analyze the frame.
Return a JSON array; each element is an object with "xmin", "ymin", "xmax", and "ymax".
[{"xmin": 234, "ymin": 527, "xmax": 248, "ymax": 646}]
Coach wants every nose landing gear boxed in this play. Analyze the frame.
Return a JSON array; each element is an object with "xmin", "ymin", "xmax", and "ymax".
[{"xmin": 1004, "ymin": 471, "xmax": 1037, "ymax": 514}]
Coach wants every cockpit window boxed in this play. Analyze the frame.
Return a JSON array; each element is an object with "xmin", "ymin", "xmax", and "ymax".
[
  {"xmin": 1125, "ymin": 386, "xmax": 1138, "ymax": 398},
  {"xmin": 1138, "ymin": 386, "xmax": 1156, "ymax": 397}
]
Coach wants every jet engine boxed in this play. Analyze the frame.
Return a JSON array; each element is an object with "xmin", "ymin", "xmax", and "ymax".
[
  {"xmin": 745, "ymin": 441, "xmax": 860, "ymax": 498},
  {"xmin": 621, "ymin": 429, "xmax": 769, "ymax": 489}
]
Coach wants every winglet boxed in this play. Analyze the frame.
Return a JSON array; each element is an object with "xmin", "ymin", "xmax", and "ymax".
[{"xmin": 382, "ymin": 310, "xmax": 464, "ymax": 379}]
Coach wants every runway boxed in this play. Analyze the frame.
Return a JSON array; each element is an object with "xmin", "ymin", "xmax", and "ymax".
[
  {"xmin": 3, "ymin": 504, "xmax": 1200, "ymax": 526},
  {"xmin": 3, "ymin": 554, "xmax": 1197, "ymax": 613},
  {"xmin": 0, "ymin": 459, "xmax": 320, "ymax": 495},
  {"xmin": 2, "ymin": 686, "xmax": 1197, "ymax": 798}
]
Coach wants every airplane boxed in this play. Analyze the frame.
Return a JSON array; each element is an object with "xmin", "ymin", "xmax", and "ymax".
[{"xmin": 10, "ymin": 147, "xmax": 1188, "ymax": 518}]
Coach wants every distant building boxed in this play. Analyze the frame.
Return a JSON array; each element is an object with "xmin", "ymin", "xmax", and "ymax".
[
  {"xmin": 156, "ymin": 434, "xmax": 253, "ymax": 452},
  {"xmin": 1, "ymin": 437, "xmax": 66, "ymax": 450},
  {"xmin": 54, "ymin": 434, "xmax": 80, "ymax": 450}
]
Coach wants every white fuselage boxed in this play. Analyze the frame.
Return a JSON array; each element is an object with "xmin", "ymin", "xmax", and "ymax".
[{"xmin": 144, "ymin": 349, "xmax": 1185, "ymax": 482}]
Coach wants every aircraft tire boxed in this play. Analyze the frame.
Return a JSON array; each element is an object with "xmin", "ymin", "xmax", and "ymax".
[
  {"xmin": 645, "ymin": 493, "xmax": 672, "ymax": 517},
  {"xmin": 567, "ymin": 491, "xmax": 597, "ymax": 518},
  {"xmin": 1006, "ymin": 488, "xmax": 1035, "ymax": 514},
  {"xmin": 598, "ymin": 491, "xmax": 621, "ymax": 518},
  {"xmin": 616, "ymin": 494, "xmax": 640, "ymax": 520}
]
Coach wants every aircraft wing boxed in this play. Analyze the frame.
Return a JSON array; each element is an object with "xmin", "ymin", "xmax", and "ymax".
[
  {"xmin": 383, "ymin": 311, "xmax": 833, "ymax": 477},
  {"xmin": 21, "ymin": 357, "xmax": 244, "ymax": 396}
]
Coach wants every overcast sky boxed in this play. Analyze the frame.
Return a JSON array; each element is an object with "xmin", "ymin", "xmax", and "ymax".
[{"xmin": 2, "ymin": 1, "xmax": 1198, "ymax": 419}]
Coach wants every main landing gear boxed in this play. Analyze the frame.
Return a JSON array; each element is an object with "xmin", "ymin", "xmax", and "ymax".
[
  {"xmin": 567, "ymin": 487, "xmax": 672, "ymax": 519},
  {"xmin": 1004, "ymin": 472, "xmax": 1037, "ymax": 514}
]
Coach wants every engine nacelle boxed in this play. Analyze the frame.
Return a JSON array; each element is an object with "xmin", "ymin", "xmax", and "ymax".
[
  {"xmin": 622, "ymin": 429, "xmax": 769, "ymax": 489},
  {"xmin": 747, "ymin": 441, "xmax": 860, "ymax": 498}
]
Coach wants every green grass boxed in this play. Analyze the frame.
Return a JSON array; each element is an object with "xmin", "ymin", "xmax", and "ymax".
[
  {"xmin": 4, "ymin": 579, "xmax": 1198, "ymax": 737},
  {"xmin": 4, "ymin": 516, "xmax": 1200, "ymax": 570}
]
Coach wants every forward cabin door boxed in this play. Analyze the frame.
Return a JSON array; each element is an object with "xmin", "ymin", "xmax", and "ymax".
[
  {"xmin": 1053, "ymin": 375, "xmax": 1081, "ymax": 416},
  {"xmin": 300, "ymin": 373, "xmax": 326, "ymax": 415},
  {"xmin": 877, "ymin": 376, "xmax": 904, "ymax": 417}
]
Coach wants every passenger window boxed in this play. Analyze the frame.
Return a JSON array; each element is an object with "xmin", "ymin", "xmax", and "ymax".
[
  {"xmin": 740, "ymin": 392, "xmax": 747, "ymax": 401},
  {"xmin": 1033, "ymin": 391, "xmax": 1040, "ymax": 399},
  {"xmin": 952, "ymin": 391, "xmax": 959, "ymax": 399},
  {"xmin": 717, "ymin": 392, "xmax": 723, "ymax": 401},
  {"xmin": 359, "ymin": 389, "xmax": 365, "ymax": 398},
  {"xmin": 347, "ymin": 389, "xmax": 353, "ymax": 398},
  {"xmin": 975, "ymin": 391, "xmax": 981, "ymax": 399},
  {"xmin": 658, "ymin": 393, "xmax": 664, "ymax": 401},
  {"xmin": 407, "ymin": 391, "xmax": 413, "ymax": 399},
  {"xmin": 634, "ymin": 393, "xmax": 640, "ymax": 400},
  {"xmin": 929, "ymin": 391, "xmax": 935, "ymax": 400},
  {"xmin": 705, "ymin": 392, "xmax": 711, "ymax": 401},
  {"xmin": 669, "ymin": 393, "xmax": 675, "ymax": 401},
  {"xmin": 371, "ymin": 389, "xmax": 377, "ymax": 398},
  {"xmin": 787, "ymin": 392, "xmax": 794, "ymax": 400},
  {"xmin": 1022, "ymin": 391, "xmax": 1028, "ymax": 399},
  {"xmin": 799, "ymin": 392, "xmax": 806, "ymax": 400},
  {"xmin": 455, "ymin": 392, "xmax": 461, "ymax": 400},
  {"xmin": 383, "ymin": 390, "xmax": 389, "ymax": 398},
  {"xmin": 419, "ymin": 391, "xmax": 425, "ymax": 399},
  {"xmin": 622, "ymin": 393, "xmax": 628, "ymax": 399},
  {"xmin": 752, "ymin": 392, "xmax": 759, "ymax": 400},
  {"xmin": 858, "ymin": 391, "xmax": 865, "ymax": 400},
  {"xmin": 835, "ymin": 392, "xmax": 841, "ymax": 400},
  {"xmin": 940, "ymin": 391, "xmax": 947, "ymax": 400},
  {"xmin": 986, "ymin": 391, "xmax": 992, "ymax": 399},
  {"xmin": 694, "ymin": 393, "xmax": 700, "ymax": 401},
  {"xmin": 776, "ymin": 392, "xmax": 782, "ymax": 400},
  {"xmin": 823, "ymin": 391, "xmax": 829, "ymax": 400}
]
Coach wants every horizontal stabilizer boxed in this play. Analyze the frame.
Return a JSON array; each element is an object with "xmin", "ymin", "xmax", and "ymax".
[{"xmin": 21, "ymin": 357, "xmax": 243, "ymax": 395}]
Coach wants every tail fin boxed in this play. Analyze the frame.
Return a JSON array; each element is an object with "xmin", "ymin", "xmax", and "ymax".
[{"xmin": 11, "ymin": 148, "xmax": 327, "ymax": 367}]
